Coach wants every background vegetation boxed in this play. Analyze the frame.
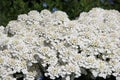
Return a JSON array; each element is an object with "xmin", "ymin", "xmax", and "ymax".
[{"xmin": 0, "ymin": 0, "xmax": 120, "ymax": 26}]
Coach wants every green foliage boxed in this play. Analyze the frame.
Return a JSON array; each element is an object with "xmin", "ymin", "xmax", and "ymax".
[{"xmin": 0, "ymin": 0, "xmax": 120, "ymax": 26}]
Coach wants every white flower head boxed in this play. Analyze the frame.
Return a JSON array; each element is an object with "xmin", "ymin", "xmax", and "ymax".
[{"xmin": 0, "ymin": 8, "xmax": 120, "ymax": 80}]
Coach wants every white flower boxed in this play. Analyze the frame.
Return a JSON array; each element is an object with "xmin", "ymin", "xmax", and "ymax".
[
  {"xmin": 17, "ymin": 14, "xmax": 28, "ymax": 21},
  {"xmin": 91, "ymin": 70, "xmax": 98, "ymax": 78},
  {"xmin": 28, "ymin": 10, "xmax": 41, "ymax": 21},
  {"xmin": 40, "ymin": 9, "xmax": 52, "ymax": 19},
  {"xmin": 45, "ymin": 65, "xmax": 60, "ymax": 79},
  {"xmin": 0, "ymin": 8, "xmax": 120, "ymax": 80},
  {"xmin": 116, "ymin": 76, "xmax": 120, "ymax": 80}
]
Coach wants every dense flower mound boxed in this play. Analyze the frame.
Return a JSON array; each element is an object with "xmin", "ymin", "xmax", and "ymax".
[{"xmin": 0, "ymin": 8, "xmax": 120, "ymax": 80}]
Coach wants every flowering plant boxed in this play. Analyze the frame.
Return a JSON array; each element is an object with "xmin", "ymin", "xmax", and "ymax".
[{"xmin": 0, "ymin": 8, "xmax": 120, "ymax": 80}]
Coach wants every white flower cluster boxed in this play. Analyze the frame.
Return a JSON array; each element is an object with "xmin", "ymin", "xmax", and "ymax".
[{"xmin": 0, "ymin": 8, "xmax": 120, "ymax": 80}]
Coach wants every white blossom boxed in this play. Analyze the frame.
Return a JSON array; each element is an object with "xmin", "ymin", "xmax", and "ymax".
[{"xmin": 0, "ymin": 8, "xmax": 120, "ymax": 80}]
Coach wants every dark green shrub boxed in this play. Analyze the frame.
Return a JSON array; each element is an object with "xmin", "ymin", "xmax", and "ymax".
[{"xmin": 0, "ymin": 0, "xmax": 120, "ymax": 26}]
